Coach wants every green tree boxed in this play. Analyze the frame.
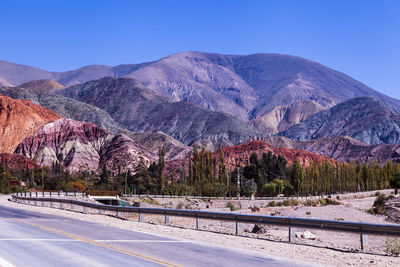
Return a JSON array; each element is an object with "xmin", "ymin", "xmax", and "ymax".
[{"xmin": 390, "ymin": 173, "xmax": 400, "ymax": 195}]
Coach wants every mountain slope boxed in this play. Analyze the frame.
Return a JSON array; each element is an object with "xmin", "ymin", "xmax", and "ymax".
[
  {"xmin": 250, "ymin": 100, "xmax": 325, "ymax": 134},
  {"xmin": 19, "ymin": 79, "xmax": 64, "ymax": 93},
  {"xmin": 262, "ymin": 136, "xmax": 400, "ymax": 164},
  {"xmin": 0, "ymin": 86, "xmax": 121, "ymax": 133},
  {"xmin": 59, "ymin": 77, "xmax": 262, "ymax": 147},
  {"xmin": 15, "ymin": 119, "xmax": 155, "ymax": 173},
  {"xmin": 279, "ymin": 97, "xmax": 400, "ymax": 145},
  {"xmin": 0, "ymin": 94, "xmax": 61, "ymax": 153}
]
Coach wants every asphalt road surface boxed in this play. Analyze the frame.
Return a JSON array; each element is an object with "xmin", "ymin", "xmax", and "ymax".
[{"xmin": 0, "ymin": 203, "xmax": 311, "ymax": 267}]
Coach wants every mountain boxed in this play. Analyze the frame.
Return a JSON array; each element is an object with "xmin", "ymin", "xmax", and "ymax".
[
  {"xmin": 0, "ymin": 85, "xmax": 121, "ymax": 133},
  {"xmin": 279, "ymin": 97, "xmax": 400, "ymax": 145},
  {"xmin": 14, "ymin": 119, "xmax": 155, "ymax": 173},
  {"xmin": 19, "ymin": 79, "xmax": 64, "ymax": 93},
  {"xmin": 250, "ymin": 100, "xmax": 325, "ymax": 134},
  {"xmin": 0, "ymin": 60, "xmax": 56, "ymax": 86},
  {"xmin": 59, "ymin": 77, "xmax": 262, "ymax": 147},
  {"xmin": 120, "ymin": 130, "xmax": 191, "ymax": 160},
  {"xmin": 262, "ymin": 136, "xmax": 400, "ymax": 164},
  {"xmin": 0, "ymin": 94, "xmax": 61, "ymax": 153},
  {"xmin": 2, "ymin": 52, "xmax": 399, "ymax": 122}
]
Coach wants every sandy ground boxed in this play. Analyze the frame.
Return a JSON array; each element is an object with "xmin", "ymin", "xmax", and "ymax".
[{"xmin": 2, "ymin": 194, "xmax": 400, "ymax": 266}]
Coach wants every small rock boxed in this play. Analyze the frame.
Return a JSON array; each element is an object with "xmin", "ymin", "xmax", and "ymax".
[
  {"xmin": 251, "ymin": 224, "xmax": 267, "ymax": 234},
  {"xmin": 302, "ymin": 231, "xmax": 316, "ymax": 240}
]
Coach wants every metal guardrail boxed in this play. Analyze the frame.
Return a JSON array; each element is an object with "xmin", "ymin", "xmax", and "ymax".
[
  {"xmin": 11, "ymin": 194, "xmax": 400, "ymax": 251},
  {"xmin": 123, "ymin": 189, "xmax": 392, "ymax": 201},
  {"xmin": 17, "ymin": 192, "xmax": 86, "ymax": 197}
]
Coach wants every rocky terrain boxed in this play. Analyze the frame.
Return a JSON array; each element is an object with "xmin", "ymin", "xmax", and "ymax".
[
  {"xmin": 59, "ymin": 77, "xmax": 262, "ymax": 147},
  {"xmin": 19, "ymin": 79, "xmax": 64, "ymax": 93},
  {"xmin": 250, "ymin": 100, "xmax": 325, "ymax": 134},
  {"xmin": 0, "ymin": 86, "xmax": 121, "ymax": 133},
  {"xmin": 121, "ymin": 130, "xmax": 191, "ymax": 160},
  {"xmin": 14, "ymin": 118, "xmax": 155, "ymax": 173},
  {"xmin": 279, "ymin": 97, "xmax": 400, "ymax": 145},
  {"xmin": 262, "ymin": 135, "xmax": 400, "ymax": 164},
  {"xmin": 0, "ymin": 94, "xmax": 61, "ymax": 153}
]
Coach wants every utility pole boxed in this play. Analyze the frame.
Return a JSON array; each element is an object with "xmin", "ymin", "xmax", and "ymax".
[
  {"xmin": 124, "ymin": 170, "xmax": 128, "ymax": 196},
  {"xmin": 237, "ymin": 166, "xmax": 240, "ymax": 198}
]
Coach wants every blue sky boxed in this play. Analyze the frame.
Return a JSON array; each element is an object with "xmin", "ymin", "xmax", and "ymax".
[{"xmin": 1, "ymin": 0, "xmax": 399, "ymax": 99}]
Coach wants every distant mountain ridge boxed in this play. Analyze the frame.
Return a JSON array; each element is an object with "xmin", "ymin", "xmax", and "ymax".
[
  {"xmin": 1, "ymin": 52, "xmax": 399, "ymax": 124},
  {"xmin": 279, "ymin": 97, "xmax": 400, "ymax": 145}
]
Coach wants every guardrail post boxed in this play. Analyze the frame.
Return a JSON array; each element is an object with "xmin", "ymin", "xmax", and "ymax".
[
  {"xmin": 196, "ymin": 218, "xmax": 201, "ymax": 229},
  {"xmin": 42, "ymin": 192, "xmax": 44, "ymax": 197},
  {"xmin": 83, "ymin": 207, "xmax": 87, "ymax": 214},
  {"xmin": 35, "ymin": 192, "xmax": 38, "ymax": 197},
  {"xmin": 50, "ymin": 192, "xmax": 52, "ymax": 197},
  {"xmin": 29, "ymin": 192, "xmax": 32, "ymax": 197},
  {"xmin": 289, "ymin": 227, "xmax": 296, "ymax": 242},
  {"xmin": 360, "ymin": 234, "xmax": 368, "ymax": 251},
  {"xmin": 116, "ymin": 210, "xmax": 120, "ymax": 217},
  {"xmin": 138, "ymin": 213, "xmax": 143, "ymax": 222},
  {"xmin": 165, "ymin": 216, "xmax": 170, "ymax": 225},
  {"xmin": 235, "ymin": 222, "xmax": 240, "ymax": 235}
]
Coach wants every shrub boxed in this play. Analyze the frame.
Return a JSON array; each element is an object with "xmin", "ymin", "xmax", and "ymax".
[
  {"xmin": 283, "ymin": 183, "xmax": 296, "ymax": 196},
  {"xmin": 375, "ymin": 191, "xmax": 381, "ymax": 196},
  {"xmin": 290, "ymin": 199, "xmax": 300, "ymax": 206},
  {"xmin": 386, "ymin": 238, "xmax": 400, "ymax": 255},
  {"xmin": 226, "ymin": 202, "xmax": 237, "ymax": 211},
  {"xmin": 176, "ymin": 201, "xmax": 184, "ymax": 209},
  {"xmin": 262, "ymin": 183, "xmax": 278, "ymax": 197},
  {"xmin": 282, "ymin": 200, "xmax": 291, "ymax": 206},
  {"xmin": 268, "ymin": 201, "xmax": 276, "ymax": 207},
  {"xmin": 336, "ymin": 195, "xmax": 341, "ymax": 200},
  {"xmin": 276, "ymin": 201, "xmax": 282, "ymax": 207},
  {"xmin": 372, "ymin": 194, "xmax": 387, "ymax": 215}
]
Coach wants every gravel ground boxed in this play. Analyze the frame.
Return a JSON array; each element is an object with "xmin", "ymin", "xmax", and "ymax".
[{"xmin": 1, "ymin": 194, "xmax": 400, "ymax": 266}]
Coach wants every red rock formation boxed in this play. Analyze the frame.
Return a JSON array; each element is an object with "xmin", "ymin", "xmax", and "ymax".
[
  {"xmin": 216, "ymin": 140, "xmax": 334, "ymax": 171},
  {"xmin": 0, "ymin": 153, "xmax": 39, "ymax": 171},
  {"xmin": 165, "ymin": 140, "xmax": 335, "ymax": 179},
  {"xmin": 0, "ymin": 94, "xmax": 61, "ymax": 153}
]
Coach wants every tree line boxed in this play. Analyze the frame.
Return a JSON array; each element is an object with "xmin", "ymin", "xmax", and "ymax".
[{"xmin": 1, "ymin": 145, "xmax": 400, "ymax": 197}]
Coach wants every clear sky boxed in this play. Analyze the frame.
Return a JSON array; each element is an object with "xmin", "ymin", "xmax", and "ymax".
[{"xmin": 1, "ymin": 0, "xmax": 399, "ymax": 99}]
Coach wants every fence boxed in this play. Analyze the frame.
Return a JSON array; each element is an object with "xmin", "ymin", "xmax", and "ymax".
[{"xmin": 11, "ymin": 194, "xmax": 400, "ymax": 251}]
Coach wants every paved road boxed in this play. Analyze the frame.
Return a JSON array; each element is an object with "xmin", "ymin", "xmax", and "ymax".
[{"xmin": 0, "ymin": 203, "xmax": 310, "ymax": 267}]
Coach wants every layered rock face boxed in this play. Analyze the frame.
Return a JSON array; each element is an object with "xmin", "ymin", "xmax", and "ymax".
[
  {"xmin": 279, "ymin": 97, "xmax": 400, "ymax": 145},
  {"xmin": 59, "ymin": 77, "xmax": 262, "ymax": 147},
  {"xmin": 15, "ymin": 119, "xmax": 154, "ymax": 173},
  {"xmin": 0, "ymin": 86, "xmax": 121, "ymax": 133},
  {"xmin": 0, "ymin": 95, "xmax": 61, "ymax": 153}
]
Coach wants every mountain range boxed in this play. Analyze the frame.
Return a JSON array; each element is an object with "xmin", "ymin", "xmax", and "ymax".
[{"xmin": 1, "ymin": 51, "xmax": 400, "ymax": 173}]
